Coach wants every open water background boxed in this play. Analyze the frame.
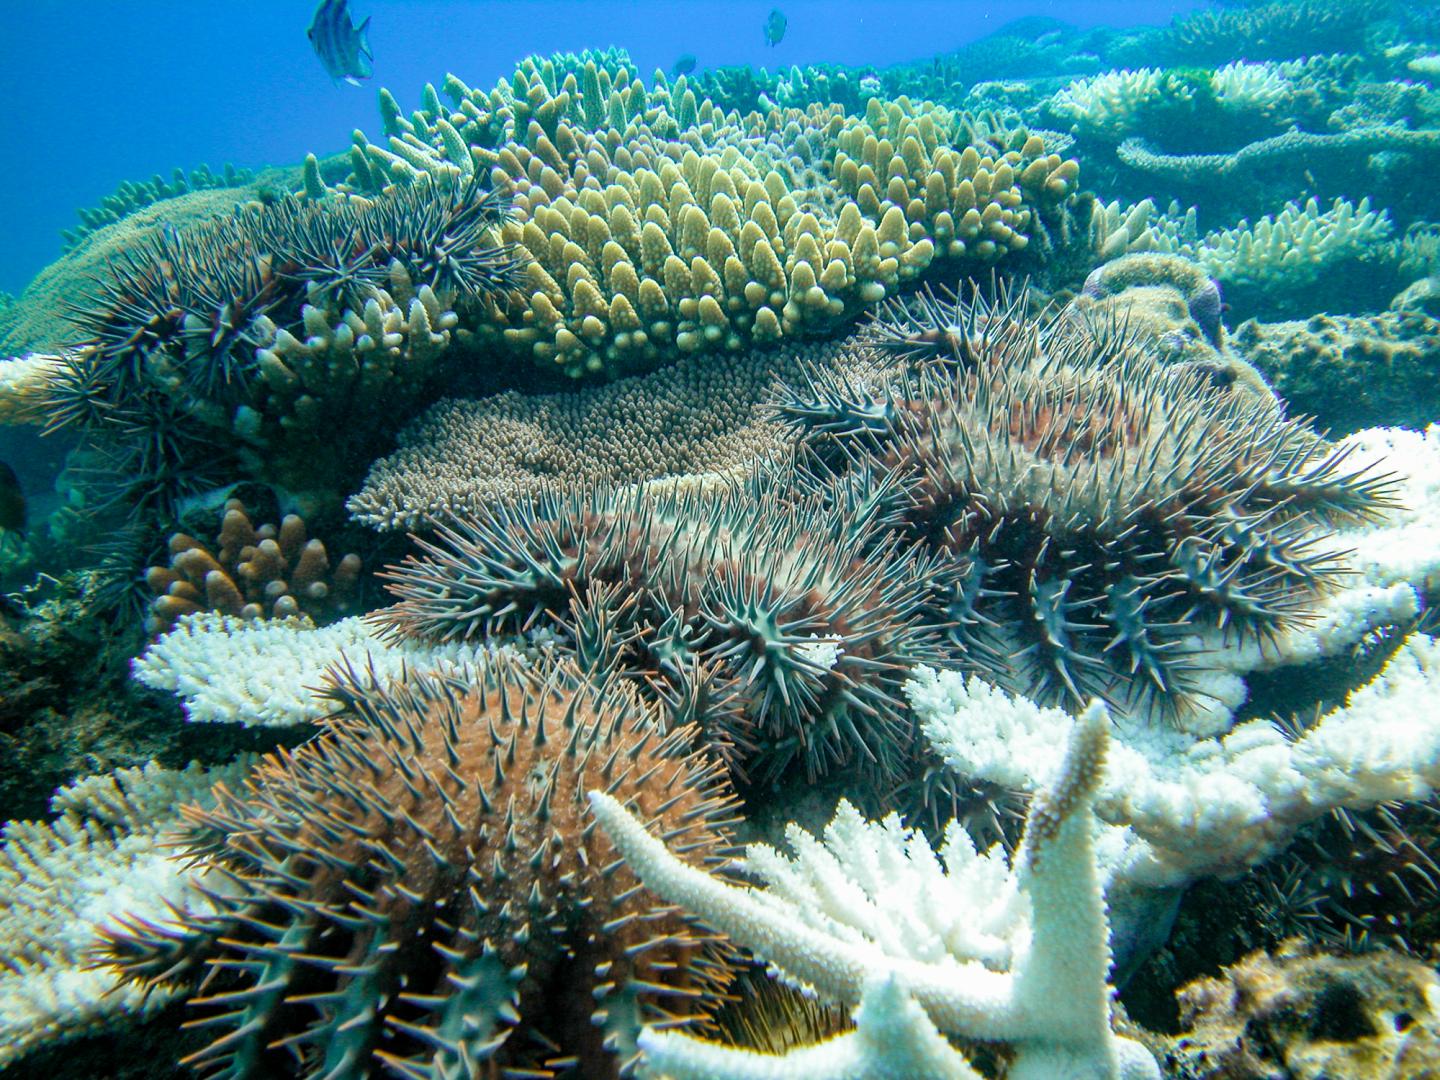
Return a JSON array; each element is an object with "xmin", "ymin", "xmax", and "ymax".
[{"xmin": 0, "ymin": 0, "xmax": 1207, "ymax": 294}]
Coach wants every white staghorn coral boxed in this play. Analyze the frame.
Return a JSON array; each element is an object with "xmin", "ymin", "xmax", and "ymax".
[
  {"xmin": 591, "ymin": 705, "xmax": 1160, "ymax": 1080},
  {"xmin": 640, "ymin": 975, "xmax": 982, "ymax": 1080},
  {"xmin": 912, "ymin": 630, "xmax": 1440, "ymax": 889},
  {"xmin": 0, "ymin": 759, "xmax": 250, "ymax": 1066}
]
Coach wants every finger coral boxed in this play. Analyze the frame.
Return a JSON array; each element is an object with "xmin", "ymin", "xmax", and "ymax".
[
  {"xmin": 145, "ymin": 499, "xmax": 362, "ymax": 633},
  {"xmin": 103, "ymin": 655, "xmax": 741, "ymax": 1078},
  {"xmin": 320, "ymin": 49, "xmax": 1079, "ymax": 378},
  {"xmin": 779, "ymin": 283, "xmax": 1395, "ymax": 720}
]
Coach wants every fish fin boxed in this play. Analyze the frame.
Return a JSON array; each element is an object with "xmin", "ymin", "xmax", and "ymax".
[
  {"xmin": 344, "ymin": 75, "xmax": 362, "ymax": 87},
  {"xmin": 358, "ymin": 15, "xmax": 373, "ymax": 60}
]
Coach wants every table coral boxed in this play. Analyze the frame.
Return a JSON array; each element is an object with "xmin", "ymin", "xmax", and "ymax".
[
  {"xmin": 131, "ymin": 612, "xmax": 510, "ymax": 727},
  {"xmin": 346, "ymin": 333, "xmax": 883, "ymax": 532}
]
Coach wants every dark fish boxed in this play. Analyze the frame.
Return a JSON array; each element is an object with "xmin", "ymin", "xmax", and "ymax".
[
  {"xmin": 0, "ymin": 462, "xmax": 25, "ymax": 535},
  {"xmin": 763, "ymin": 7, "xmax": 787, "ymax": 47},
  {"xmin": 672, "ymin": 53, "xmax": 697, "ymax": 77},
  {"xmin": 307, "ymin": 0, "xmax": 373, "ymax": 87}
]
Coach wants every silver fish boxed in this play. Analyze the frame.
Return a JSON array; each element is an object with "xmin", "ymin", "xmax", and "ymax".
[{"xmin": 308, "ymin": 0, "xmax": 373, "ymax": 87}]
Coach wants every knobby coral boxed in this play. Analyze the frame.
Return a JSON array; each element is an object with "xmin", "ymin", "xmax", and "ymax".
[
  {"xmin": 145, "ymin": 500, "xmax": 361, "ymax": 633},
  {"xmin": 103, "ymin": 655, "xmax": 741, "ymax": 1078}
]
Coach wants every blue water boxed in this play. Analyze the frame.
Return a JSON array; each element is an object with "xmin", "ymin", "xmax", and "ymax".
[{"xmin": 0, "ymin": 0, "xmax": 1203, "ymax": 295}]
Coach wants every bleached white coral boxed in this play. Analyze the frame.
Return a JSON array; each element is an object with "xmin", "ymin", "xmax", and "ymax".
[
  {"xmin": 131, "ymin": 612, "xmax": 504, "ymax": 726},
  {"xmin": 592, "ymin": 706, "xmax": 1160, "ymax": 1080},
  {"xmin": 910, "ymin": 423, "xmax": 1440, "ymax": 889},
  {"xmin": 0, "ymin": 759, "xmax": 251, "ymax": 1066},
  {"xmin": 0, "ymin": 352, "xmax": 62, "ymax": 425},
  {"xmin": 1210, "ymin": 61, "xmax": 1291, "ymax": 114},
  {"xmin": 912, "ymin": 630, "xmax": 1440, "ymax": 888},
  {"xmin": 1050, "ymin": 68, "xmax": 1188, "ymax": 136}
]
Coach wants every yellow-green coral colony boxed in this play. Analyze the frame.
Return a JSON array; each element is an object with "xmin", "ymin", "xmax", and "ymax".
[{"xmin": 318, "ymin": 52, "xmax": 1080, "ymax": 377}]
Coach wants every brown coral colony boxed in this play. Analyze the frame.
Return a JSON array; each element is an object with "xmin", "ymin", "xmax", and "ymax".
[{"xmin": 146, "ymin": 500, "xmax": 362, "ymax": 633}]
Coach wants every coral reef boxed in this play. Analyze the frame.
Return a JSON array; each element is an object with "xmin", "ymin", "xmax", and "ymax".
[
  {"xmin": 61, "ymin": 163, "xmax": 254, "ymax": 253},
  {"xmin": 1138, "ymin": 0, "xmax": 1395, "ymax": 67},
  {"xmin": 39, "ymin": 179, "xmax": 523, "ymax": 519},
  {"xmin": 1133, "ymin": 197, "xmax": 1400, "ymax": 319},
  {"xmin": 1233, "ymin": 311, "xmax": 1440, "ymax": 435},
  {"xmin": 0, "ymin": 352, "xmax": 63, "ymax": 426},
  {"xmin": 1166, "ymin": 939, "xmax": 1440, "ymax": 1078},
  {"xmin": 780, "ymin": 284, "xmax": 1389, "ymax": 718},
  {"xmin": 145, "ymin": 500, "xmax": 362, "ymax": 633},
  {"xmin": 320, "ymin": 53, "xmax": 1078, "ymax": 377},
  {"xmin": 912, "ymin": 627, "xmax": 1440, "ymax": 889},
  {"xmin": 0, "ymin": 759, "xmax": 251, "ymax": 1067},
  {"xmin": 0, "ymin": 171, "xmax": 303, "ymax": 359},
  {"xmin": 347, "ymin": 333, "xmax": 874, "ymax": 531},
  {"xmin": 591, "ymin": 702, "xmax": 1161, "ymax": 1079},
  {"xmin": 1115, "ymin": 126, "xmax": 1440, "ymax": 192},
  {"xmin": 104, "ymin": 656, "xmax": 740, "ymax": 1078}
]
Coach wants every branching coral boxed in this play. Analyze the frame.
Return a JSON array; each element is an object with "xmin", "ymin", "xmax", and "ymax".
[
  {"xmin": 1147, "ymin": 196, "xmax": 1395, "ymax": 294},
  {"xmin": 0, "ymin": 759, "xmax": 252, "ymax": 1068},
  {"xmin": 131, "ymin": 611, "xmax": 509, "ymax": 727},
  {"xmin": 145, "ymin": 499, "xmax": 362, "ymax": 633},
  {"xmin": 778, "ymin": 284, "xmax": 1392, "ymax": 720},
  {"xmin": 590, "ymin": 703, "xmax": 1161, "ymax": 1079},
  {"xmin": 910, "ymin": 626, "xmax": 1440, "ymax": 889},
  {"xmin": 314, "ymin": 50, "xmax": 1078, "ymax": 378},
  {"xmin": 104, "ymin": 656, "xmax": 741, "ymax": 1078}
]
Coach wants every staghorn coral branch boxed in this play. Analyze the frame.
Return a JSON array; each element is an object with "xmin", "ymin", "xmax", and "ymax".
[
  {"xmin": 591, "ymin": 703, "xmax": 1160, "ymax": 1079},
  {"xmin": 635, "ymin": 974, "xmax": 984, "ymax": 1080}
]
